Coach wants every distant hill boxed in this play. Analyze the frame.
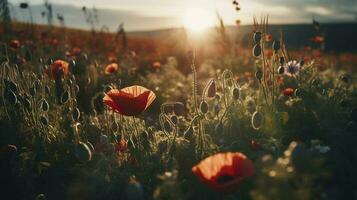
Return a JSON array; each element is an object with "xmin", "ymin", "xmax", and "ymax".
[{"xmin": 128, "ymin": 23, "xmax": 357, "ymax": 53}]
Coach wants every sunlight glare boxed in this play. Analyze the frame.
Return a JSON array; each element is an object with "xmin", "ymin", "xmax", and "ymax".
[{"xmin": 183, "ymin": 8, "xmax": 215, "ymax": 34}]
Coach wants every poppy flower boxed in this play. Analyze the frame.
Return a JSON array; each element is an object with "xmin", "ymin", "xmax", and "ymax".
[
  {"xmin": 115, "ymin": 139, "xmax": 128, "ymax": 153},
  {"xmin": 70, "ymin": 47, "xmax": 81, "ymax": 58},
  {"xmin": 265, "ymin": 34, "xmax": 272, "ymax": 42},
  {"xmin": 105, "ymin": 63, "xmax": 119, "ymax": 75},
  {"xmin": 9, "ymin": 40, "xmax": 21, "ymax": 49},
  {"xmin": 152, "ymin": 61, "xmax": 161, "ymax": 69},
  {"xmin": 283, "ymin": 88, "xmax": 294, "ymax": 96},
  {"xmin": 192, "ymin": 152, "xmax": 254, "ymax": 192},
  {"xmin": 283, "ymin": 60, "xmax": 300, "ymax": 76},
  {"xmin": 311, "ymin": 36, "xmax": 324, "ymax": 43},
  {"xmin": 45, "ymin": 60, "xmax": 69, "ymax": 80},
  {"xmin": 103, "ymin": 85, "xmax": 156, "ymax": 116}
]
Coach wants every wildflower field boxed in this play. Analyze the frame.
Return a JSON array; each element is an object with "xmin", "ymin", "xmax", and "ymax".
[{"xmin": 1, "ymin": 1, "xmax": 357, "ymax": 200}]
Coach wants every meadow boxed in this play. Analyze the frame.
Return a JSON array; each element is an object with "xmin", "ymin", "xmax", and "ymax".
[{"xmin": 1, "ymin": 1, "xmax": 357, "ymax": 200}]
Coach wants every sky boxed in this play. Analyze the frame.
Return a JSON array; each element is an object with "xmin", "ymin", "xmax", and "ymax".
[{"xmin": 8, "ymin": 0, "xmax": 357, "ymax": 31}]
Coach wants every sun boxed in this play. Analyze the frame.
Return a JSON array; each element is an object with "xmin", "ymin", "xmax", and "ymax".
[{"xmin": 183, "ymin": 8, "xmax": 215, "ymax": 34}]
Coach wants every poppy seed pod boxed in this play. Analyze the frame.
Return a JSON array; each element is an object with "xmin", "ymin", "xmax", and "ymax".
[
  {"xmin": 35, "ymin": 194, "xmax": 47, "ymax": 200},
  {"xmin": 200, "ymin": 101, "xmax": 209, "ymax": 114},
  {"xmin": 206, "ymin": 80, "xmax": 216, "ymax": 98},
  {"xmin": 45, "ymin": 85, "xmax": 51, "ymax": 95},
  {"xmin": 164, "ymin": 121, "xmax": 172, "ymax": 132},
  {"xmin": 255, "ymin": 70, "xmax": 263, "ymax": 80},
  {"xmin": 294, "ymin": 88, "xmax": 303, "ymax": 97},
  {"xmin": 61, "ymin": 90, "xmax": 70, "ymax": 104},
  {"xmin": 173, "ymin": 102, "xmax": 185, "ymax": 116},
  {"xmin": 100, "ymin": 135, "xmax": 109, "ymax": 145},
  {"xmin": 299, "ymin": 59, "xmax": 304, "ymax": 67},
  {"xmin": 232, "ymin": 87, "xmax": 240, "ymax": 100},
  {"xmin": 253, "ymin": 44, "xmax": 262, "ymax": 57},
  {"xmin": 272, "ymin": 40, "xmax": 281, "ymax": 51},
  {"xmin": 251, "ymin": 111, "xmax": 264, "ymax": 130},
  {"xmin": 29, "ymin": 87, "xmax": 36, "ymax": 97},
  {"xmin": 75, "ymin": 142, "xmax": 92, "ymax": 162},
  {"xmin": 340, "ymin": 75, "xmax": 350, "ymax": 83},
  {"xmin": 6, "ymin": 91, "xmax": 17, "ymax": 105},
  {"xmin": 253, "ymin": 31, "xmax": 262, "ymax": 43},
  {"xmin": 40, "ymin": 115, "xmax": 48, "ymax": 126},
  {"xmin": 72, "ymin": 107, "xmax": 81, "ymax": 121},
  {"xmin": 5, "ymin": 79, "xmax": 18, "ymax": 93},
  {"xmin": 278, "ymin": 66, "xmax": 285, "ymax": 74}
]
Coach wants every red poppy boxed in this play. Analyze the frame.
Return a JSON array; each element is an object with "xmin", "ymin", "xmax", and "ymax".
[
  {"xmin": 311, "ymin": 36, "xmax": 324, "ymax": 43},
  {"xmin": 192, "ymin": 152, "xmax": 254, "ymax": 192},
  {"xmin": 70, "ymin": 47, "xmax": 81, "ymax": 58},
  {"xmin": 103, "ymin": 85, "xmax": 156, "ymax": 116},
  {"xmin": 152, "ymin": 61, "xmax": 161, "ymax": 69},
  {"xmin": 9, "ymin": 40, "xmax": 20, "ymax": 49},
  {"xmin": 105, "ymin": 63, "xmax": 119, "ymax": 75},
  {"xmin": 283, "ymin": 88, "xmax": 294, "ymax": 96},
  {"xmin": 45, "ymin": 60, "xmax": 69, "ymax": 80},
  {"xmin": 115, "ymin": 139, "xmax": 128, "ymax": 152},
  {"xmin": 265, "ymin": 34, "xmax": 272, "ymax": 42}
]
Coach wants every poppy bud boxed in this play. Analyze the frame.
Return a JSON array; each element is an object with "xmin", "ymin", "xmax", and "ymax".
[
  {"xmin": 72, "ymin": 107, "xmax": 80, "ymax": 121},
  {"xmin": 278, "ymin": 66, "xmax": 285, "ymax": 74},
  {"xmin": 100, "ymin": 135, "xmax": 109, "ymax": 145},
  {"xmin": 294, "ymin": 88, "xmax": 303, "ymax": 97},
  {"xmin": 200, "ymin": 101, "xmax": 208, "ymax": 114},
  {"xmin": 232, "ymin": 87, "xmax": 240, "ymax": 100},
  {"xmin": 5, "ymin": 79, "xmax": 18, "ymax": 93},
  {"xmin": 251, "ymin": 111, "xmax": 264, "ymax": 130},
  {"xmin": 40, "ymin": 99, "xmax": 49, "ymax": 112},
  {"xmin": 206, "ymin": 79, "xmax": 216, "ymax": 98},
  {"xmin": 164, "ymin": 121, "xmax": 172, "ymax": 132},
  {"xmin": 283, "ymin": 88, "xmax": 294, "ymax": 96},
  {"xmin": 29, "ymin": 86, "xmax": 36, "ymax": 97},
  {"xmin": 255, "ymin": 70, "xmax": 263, "ymax": 80},
  {"xmin": 19, "ymin": 3, "xmax": 28, "ymax": 9},
  {"xmin": 279, "ymin": 57, "xmax": 285, "ymax": 65},
  {"xmin": 253, "ymin": 31, "xmax": 262, "ymax": 43},
  {"xmin": 272, "ymin": 40, "xmax": 281, "ymax": 51},
  {"xmin": 170, "ymin": 115, "xmax": 178, "ymax": 125},
  {"xmin": 61, "ymin": 90, "xmax": 70, "ymax": 104},
  {"xmin": 75, "ymin": 142, "xmax": 92, "ymax": 162},
  {"xmin": 184, "ymin": 126, "xmax": 194, "ymax": 140},
  {"xmin": 215, "ymin": 122, "xmax": 223, "ymax": 134},
  {"xmin": 340, "ymin": 75, "xmax": 350, "ymax": 83},
  {"xmin": 40, "ymin": 115, "xmax": 48, "ymax": 126},
  {"xmin": 47, "ymin": 58, "xmax": 54, "ymax": 65},
  {"xmin": 173, "ymin": 102, "xmax": 185, "ymax": 116},
  {"xmin": 299, "ymin": 59, "xmax": 304, "ymax": 67},
  {"xmin": 6, "ymin": 91, "xmax": 17, "ymax": 105},
  {"xmin": 253, "ymin": 44, "xmax": 262, "ymax": 57},
  {"xmin": 35, "ymin": 194, "xmax": 47, "ymax": 200}
]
